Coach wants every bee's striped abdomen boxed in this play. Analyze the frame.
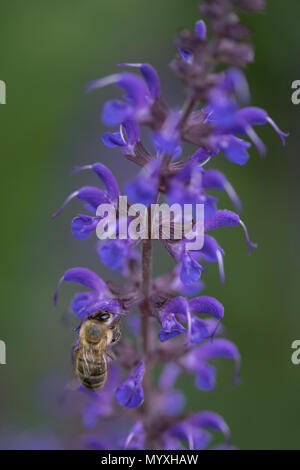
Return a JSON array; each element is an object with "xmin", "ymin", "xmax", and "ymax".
[{"xmin": 77, "ymin": 351, "xmax": 107, "ymax": 391}]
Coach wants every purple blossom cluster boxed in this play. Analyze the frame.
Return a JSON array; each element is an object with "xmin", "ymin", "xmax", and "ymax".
[{"xmin": 53, "ymin": 0, "xmax": 286, "ymax": 450}]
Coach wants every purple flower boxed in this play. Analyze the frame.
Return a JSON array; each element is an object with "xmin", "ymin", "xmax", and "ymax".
[
  {"xmin": 52, "ymin": 267, "xmax": 120, "ymax": 318},
  {"xmin": 115, "ymin": 362, "xmax": 145, "ymax": 408},
  {"xmin": 181, "ymin": 338, "xmax": 241, "ymax": 391},
  {"xmin": 86, "ymin": 72, "xmax": 151, "ymax": 124},
  {"xmin": 159, "ymin": 295, "xmax": 224, "ymax": 344},
  {"xmin": 125, "ymin": 158, "xmax": 161, "ymax": 206},
  {"xmin": 53, "ymin": 163, "xmax": 119, "ymax": 218}
]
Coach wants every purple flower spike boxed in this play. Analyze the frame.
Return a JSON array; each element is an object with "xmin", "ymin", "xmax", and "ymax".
[
  {"xmin": 115, "ymin": 362, "xmax": 145, "ymax": 408},
  {"xmin": 53, "ymin": 2, "xmax": 287, "ymax": 450},
  {"xmin": 195, "ymin": 20, "xmax": 207, "ymax": 40}
]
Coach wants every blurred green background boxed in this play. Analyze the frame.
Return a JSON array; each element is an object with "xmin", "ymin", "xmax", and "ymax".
[{"xmin": 0, "ymin": 0, "xmax": 299, "ymax": 450}]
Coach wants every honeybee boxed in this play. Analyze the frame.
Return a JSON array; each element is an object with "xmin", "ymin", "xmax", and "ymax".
[{"xmin": 72, "ymin": 310, "xmax": 121, "ymax": 391}]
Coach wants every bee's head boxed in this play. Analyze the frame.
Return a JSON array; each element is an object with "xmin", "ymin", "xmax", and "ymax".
[{"xmin": 88, "ymin": 310, "xmax": 112, "ymax": 323}]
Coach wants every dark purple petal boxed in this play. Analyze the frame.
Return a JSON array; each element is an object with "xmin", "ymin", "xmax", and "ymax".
[
  {"xmin": 222, "ymin": 68, "xmax": 250, "ymax": 105},
  {"xmin": 220, "ymin": 136, "xmax": 251, "ymax": 165},
  {"xmin": 71, "ymin": 291, "xmax": 98, "ymax": 318},
  {"xmin": 140, "ymin": 63, "xmax": 160, "ymax": 98},
  {"xmin": 160, "ymin": 389, "xmax": 185, "ymax": 416},
  {"xmin": 83, "ymin": 299, "xmax": 121, "ymax": 317},
  {"xmin": 53, "ymin": 267, "xmax": 108, "ymax": 305},
  {"xmin": 158, "ymin": 313, "xmax": 186, "ymax": 342},
  {"xmin": 209, "ymin": 90, "xmax": 238, "ymax": 130},
  {"xmin": 102, "ymin": 100, "xmax": 132, "ymax": 126},
  {"xmin": 101, "ymin": 132, "xmax": 126, "ymax": 148},
  {"xmin": 202, "ymin": 169, "xmax": 242, "ymax": 210},
  {"xmin": 180, "ymin": 254, "xmax": 203, "ymax": 286},
  {"xmin": 169, "ymin": 422, "xmax": 211, "ymax": 450},
  {"xmin": 190, "ymin": 317, "xmax": 211, "ymax": 344},
  {"xmin": 72, "ymin": 163, "xmax": 120, "ymax": 205},
  {"xmin": 159, "ymin": 363, "xmax": 181, "ymax": 390},
  {"xmin": 122, "ymin": 119, "xmax": 140, "ymax": 144},
  {"xmin": 52, "ymin": 187, "xmax": 109, "ymax": 218},
  {"xmin": 177, "ymin": 47, "xmax": 193, "ymax": 63},
  {"xmin": 204, "ymin": 209, "xmax": 239, "ymax": 231},
  {"xmin": 188, "ymin": 411, "xmax": 230, "ymax": 442},
  {"xmin": 118, "ymin": 63, "xmax": 161, "ymax": 99},
  {"xmin": 191, "ymin": 147, "xmax": 219, "ymax": 163},
  {"xmin": 197, "ymin": 339, "xmax": 241, "ymax": 384},
  {"xmin": 98, "ymin": 239, "xmax": 129, "ymax": 271},
  {"xmin": 164, "ymin": 296, "xmax": 189, "ymax": 317},
  {"xmin": 71, "ymin": 215, "xmax": 100, "ymax": 240},
  {"xmin": 236, "ymin": 106, "xmax": 268, "ymax": 126},
  {"xmin": 195, "ymin": 363, "xmax": 216, "ymax": 391},
  {"xmin": 125, "ymin": 159, "xmax": 160, "ymax": 206},
  {"xmin": 153, "ymin": 111, "xmax": 182, "ymax": 159},
  {"xmin": 115, "ymin": 362, "xmax": 145, "ymax": 408},
  {"xmin": 123, "ymin": 422, "xmax": 145, "ymax": 450},
  {"xmin": 189, "ymin": 296, "xmax": 224, "ymax": 323},
  {"xmin": 195, "ymin": 20, "xmax": 207, "ymax": 40},
  {"xmin": 86, "ymin": 72, "xmax": 149, "ymax": 110},
  {"xmin": 204, "ymin": 210, "xmax": 257, "ymax": 253},
  {"xmin": 195, "ymin": 234, "xmax": 225, "ymax": 283}
]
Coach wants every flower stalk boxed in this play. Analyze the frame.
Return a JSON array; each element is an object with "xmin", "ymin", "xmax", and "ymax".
[{"xmin": 52, "ymin": 0, "xmax": 287, "ymax": 450}]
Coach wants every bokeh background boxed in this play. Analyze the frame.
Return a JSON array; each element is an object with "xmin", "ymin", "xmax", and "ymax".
[{"xmin": 0, "ymin": 0, "xmax": 299, "ymax": 450}]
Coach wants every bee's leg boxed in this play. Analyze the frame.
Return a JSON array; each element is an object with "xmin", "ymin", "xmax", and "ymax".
[{"xmin": 106, "ymin": 349, "xmax": 116, "ymax": 360}]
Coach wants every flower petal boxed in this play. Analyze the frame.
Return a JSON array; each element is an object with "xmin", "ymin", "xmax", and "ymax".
[
  {"xmin": 101, "ymin": 131, "xmax": 126, "ymax": 148},
  {"xmin": 102, "ymin": 100, "xmax": 132, "ymax": 126},
  {"xmin": 53, "ymin": 268, "xmax": 108, "ymax": 305},
  {"xmin": 52, "ymin": 187, "xmax": 109, "ymax": 218},
  {"xmin": 115, "ymin": 362, "xmax": 145, "ymax": 408},
  {"xmin": 72, "ymin": 163, "xmax": 120, "ymax": 205},
  {"xmin": 188, "ymin": 411, "xmax": 231, "ymax": 442}
]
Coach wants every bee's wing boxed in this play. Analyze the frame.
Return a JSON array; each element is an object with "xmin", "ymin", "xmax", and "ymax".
[{"xmin": 68, "ymin": 344, "xmax": 80, "ymax": 391}]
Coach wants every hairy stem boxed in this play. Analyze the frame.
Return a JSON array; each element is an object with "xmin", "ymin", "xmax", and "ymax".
[{"xmin": 140, "ymin": 209, "xmax": 155, "ymax": 448}]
